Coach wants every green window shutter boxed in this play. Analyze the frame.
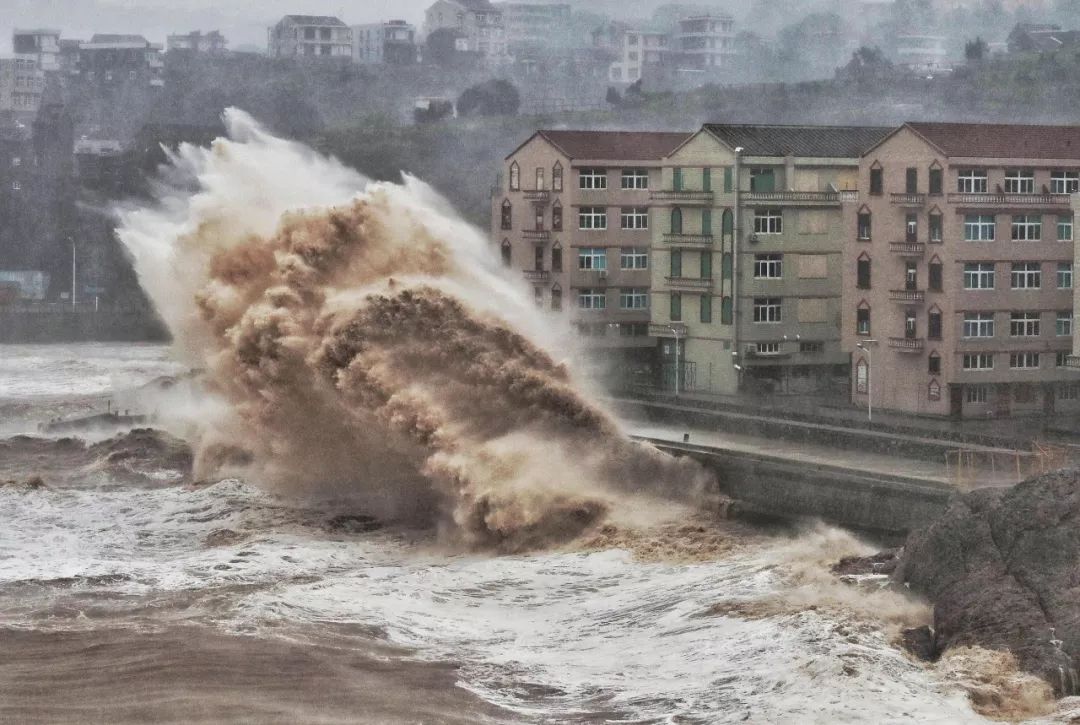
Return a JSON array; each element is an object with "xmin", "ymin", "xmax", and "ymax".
[
  {"xmin": 723, "ymin": 167, "xmax": 732, "ymax": 193},
  {"xmin": 671, "ymin": 207, "xmax": 683, "ymax": 234},
  {"xmin": 722, "ymin": 209, "xmax": 734, "ymax": 236},
  {"xmin": 673, "ymin": 167, "xmax": 683, "ymax": 191},
  {"xmin": 670, "ymin": 293, "xmax": 682, "ymax": 321},
  {"xmin": 721, "ymin": 296, "xmax": 733, "ymax": 324},
  {"xmin": 700, "ymin": 251, "xmax": 712, "ymax": 279},
  {"xmin": 702, "ymin": 168, "xmax": 711, "ymax": 192},
  {"xmin": 670, "ymin": 250, "xmax": 682, "ymax": 278},
  {"xmin": 721, "ymin": 252, "xmax": 732, "ymax": 281},
  {"xmin": 700, "ymin": 294, "xmax": 712, "ymax": 323},
  {"xmin": 702, "ymin": 209, "xmax": 712, "ymax": 235}
]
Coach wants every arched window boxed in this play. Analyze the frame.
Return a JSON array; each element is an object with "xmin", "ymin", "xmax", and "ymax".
[
  {"xmin": 856, "ymin": 300, "xmax": 871, "ymax": 336},
  {"xmin": 722, "ymin": 209, "xmax": 733, "ymax": 242},
  {"xmin": 551, "ymin": 241, "xmax": 563, "ymax": 272},
  {"xmin": 501, "ymin": 239, "xmax": 511, "ymax": 267},
  {"xmin": 857, "ymin": 252, "xmax": 871, "ymax": 290},
  {"xmin": 928, "ymin": 351, "xmax": 941, "ymax": 375},
  {"xmin": 551, "ymin": 283, "xmax": 562, "ymax": 311},
  {"xmin": 509, "ymin": 162, "xmax": 520, "ymax": 191},
  {"xmin": 929, "ymin": 255, "xmax": 943, "ymax": 291},
  {"xmin": 501, "ymin": 199, "xmax": 512, "ymax": 230},
  {"xmin": 535, "ymin": 167, "xmax": 545, "ymax": 191},
  {"xmin": 721, "ymin": 252, "xmax": 732, "ymax": 282},
  {"xmin": 869, "ymin": 160, "xmax": 883, "ymax": 196},
  {"xmin": 928, "ymin": 379, "xmax": 942, "ymax": 401},
  {"xmin": 928, "ymin": 305, "xmax": 942, "ymax": 340},
  {"xmin": 720, "ymin": 295, "xmax": 733, "ymax": 324},
  {"xmin": 855, "ymin": 358, "xmax": 869, "ymax": 394},
  {"xmin": 857, "ymin": 205, "xmax": 872, "ymax": 241},
  {"xmin": 929, "ymin": 160, "xmax": 943, "ymax": 196},
  {"xmin": 552, "ymin": 200, "xmax": 562, "ymax": 231},
  {"xmin": 552, "ymin": 162, "xmax": 563, "ymax": 192},
  {"xmin": 671, "ymin": 206, "xmax": 683, "ymax": 234}
]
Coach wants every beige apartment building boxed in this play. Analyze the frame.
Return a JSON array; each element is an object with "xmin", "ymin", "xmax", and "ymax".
[
  {"xmin": 843, "ymin": 122, "xmax": 1080, "ymax": 419},
  {"xmin": 494, "ymin": 130, "xmax": 689, "ymax": 379},
  {"xmin": 650, "ymin": 124, "xmax": 889, "ymax": 394}
]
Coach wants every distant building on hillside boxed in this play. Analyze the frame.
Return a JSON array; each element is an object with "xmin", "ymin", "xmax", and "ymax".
[
  {"xmin": 673, "ymin": 14, "xmax": 735, "ymax": 74},
  {"xmin": 894, "ymin": 34, "xmax": 950, "ymax": 73},
  {"xmin": 167, "ymin": 30, "xmax": 227, "ymax": 54},
  {"xmin": 592, "ymin": 22, "xmax": 671, "ymax": 85},
  {"xmin": 495, "ymin": 2, "xmax": 572, "ymax": 53},
  {"xmin": 268, "ymin": 15, "xmax": 352, "ymax": 59},
  {"xmin": 77, "ymin": 35, "xmax": 164, "ymax": 87},
  {"xmin": 1007, "ymin": 23, "xmax": 1080, "ymax": 54},
  {"xmin": 12, "ymin": 29, "xmax": 60, "ymax": 72},
  {"xmin": 0, "ymin": 56, "xmax": 45, "ymax": 114},
  {"xmin": 352, "ymin": 20, "xmax": 418, "ymax": 65},
  {"xmin": 424, "ymin": 0, "xmax": 509, "ymax": 62}
]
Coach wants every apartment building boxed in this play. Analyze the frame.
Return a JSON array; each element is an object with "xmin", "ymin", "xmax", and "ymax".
[
  {"xmin": 844, "ymin": 122, "xmax": 1080, "ymax": 419},
  {"xmin": 494, "ymin": 130, "xmax": 689, "ymax": 378},
  {"xmin": 495, "ymin": 3, "xmax": 572, "ymax": 49},
  {"xmin": 424, "ymin": 0, "xmax": 509, "ymax": 62},
  {"xmin": 651, "ymin": 124, "xmax": 889, "ymax": 394},
  {"xmin": 0, "ymin": 56, "xmax": 45, "ymax": 114},
  {"xmin": 12, "ymin": 29, "xmax": 60, "ymax": 72},
  {"xmin": 268, "ymin": 16, "xmax": 352, "ymax": 60},
  {"xmin": 166, "ymin": 30, "xmax": 228, "ymax": 54},
  {"xmin": 77, "ymin": 35, "xmax": 164, "ymax": 87},
  {"xmin": 673, "ymin": 15, "xmax": 735, "ymax": 74},
  {"xmin": 353, "ymin": 21, "xmax": 418, "ymax": 65}
]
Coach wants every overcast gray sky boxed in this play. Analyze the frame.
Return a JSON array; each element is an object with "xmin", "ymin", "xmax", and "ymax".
[{"xmin": 2, "ymin": 0, "xmax": 433, "ymax": 51}]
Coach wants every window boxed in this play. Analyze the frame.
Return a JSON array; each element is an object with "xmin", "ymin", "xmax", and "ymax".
[
  {"xmin": 509, "ymin": 162, "xmax": 519, "ymax": 191},
  {"xmin": 929, "ymin": 167, "xmax": 943, "ymax": 195},
  {"xmin": 966, "ymin": 385, "xmax": 989, "ymax": 403},
  {"xmin": 670, "ymin": 292, "xmax": 682, "ymax": 321},
  {"xmin": 620, "ymin": 248, "xmax": 648, "ymax": 270},
  {"xmin": 929, "ymin": 213, "xmax": 942, "ymax": 242},
  {"xmin": 534, "ymin": 206, "xmax": 544, "ymax": 231},
  {"xmin": 963, "ymin": 313, "xmax": 995, "ymax": 338},
  {"xmin": 552, "ymin": 202, "xmax": 562, "ymax": 231},
  {"xmin": 578, "ymin": 207, "xmax": 607, "ymax": 230},
  {"xmin": 750, "ymin": 168, "xmax": 775, "ymax": 192},
  {"xmin": 929, "ymin": 352, "xmax": 941, "ymax": 374},
  {"xmin": 929, "ymin": 379, "xmax": 942, "ymax": 401},
  {"xmin": 501, "ymin": 240, "xmax": 511, "ymax": 267},
  {"xmin": 1059, "ymin": 215, "xmax": 1073, "ymax": 241},
  {"xmin": 670, "ymin": 206, "xmax": 683, "ymax": 234},
  {"xmin": 578, "ymin": 247, "xmax": 607, "ymax": 270},
  {"xmin": 621, "ymin": 168, "xmax": 648, "ymax": 190},
  {"xmin": 928, "ymin": 309, "xmax": 942, "ymax": 339},
  {"xmin": 1011, "ymin": 262, "xmax": 1041, "ymax": 289},
  {"xmin": 700, "ymin": 294, "xmax": 712, "ymax": 323},
  {"xmin": 1060, "ymin": 262, "xmax": 1073, "ymax": 289},
  {"xmin": 857, "ymin": 257, "xmax": 871, "ymax": 289},
  {"xmin": 11, "ymin": 180, "xmax": 20, "ymax": 191},
  {"xmin": 958, "ymin": 169, "xmax": 988, "ymax": 194},
  {"xmin": 534, "ymin": 246, "xmax": 544, "ymax": 271},
  {"xmin": 551, "ymin": 284, "xmax": 562, "ymax": 311},
  {"xmin": 857, "ymin": 212, "xmax": 872, "ymax": 240},
  {"xmin": 964, "ymin": 215, "xmax": 995, "ymax": 241},
  {"xmin": 552, "ymin": 162, "xmax": 562, "ymax": 192},
  {"xmin": 756, "ymin": 342, "xmax": 781, "ymax": 355},
  {"xmin": 534, "ymin": 286, "xmax": 544, "ymax": 306},
  {"xmin": 721, "ymin": 296, "xmax": 733, "ymax": 324},
  {"xmin": 856, "ymin": 358, "xmax": 869, "ymax": 393},
  {"xmin": 535, "ymin": 167, "xmax": 545, "ymax": 190},
  {"xmin": 702, "ymin": 168, "xmax": 711, "ymax": 192},
  {"xmin": 856, "ymin": 306, "xmax": 871, "ymax": 335},
  {"xmin": 620, "ymin": 207, "xmax": 649, "ymax": 230},
  {"xmin": 929, "ymin": 261, "xmax": 943, "ymax": 292},
  {"xmin": 670, "ymin": 250, "xmax": 682, "ymax": 277},
  {"xmin": 963, "ymin": 353, "xmax": 994, "ymax": 371},
  {"xmin": 869, "ymin": 167, "xmax": 883, "ymax": 195},
  {"xmin": 578, "ymin": 288, "xmax": 606, "ymax": 310},
  {"xmin": 754, "ymin": 209, "xmax": 782, "ymax": 235},
  {"xmin": 1051, "ymin": 171, "xmax": 1079, "ymax": 194},
  {"xmin": 753, "ymin": 297, "xmax": 782, "ymax": 323},
  {"xmin": 905, "ymin": 213, "xmax": 918, "ymax": 243},
  {"xmin": 672, "ymin": 167, "xmax": 683, "ymax": 191},
  {"xmin": 579, "ymin": 168, "xmax": 607, "ymax": 190},
  {"xmin": 1011, "ymin": 215, "xmax": 1042, "ymax": 241},
  {"xmin": 700, "ymin": 251, "xmax": 712, "ymax": 279},
  {"xmin": 501, "ymin": 199, "xmax": 512, "ymax": 230},
  {"xmin": 964, "ymin": 262, "xmax": 995, "ymax": 290},
  {"xmin": 801, "ymin": 341, "xmax": 823, "ymax": 354},
  {"xmin": 1010, "ymin": 352, "xmax": 1040, "ymax": 369},
  {"xmin": 754, "ymin": 254, "xmax": 782, "ymax": 279},
  {"xmin": 1010, "ymin": 311, "xmax": 1041, "ymax": 337},
  {"xmin": 905, "ymin": 167, "xmax": 918, "ymax": 194},
  {"xmin": 619, "ymin": 323, "xmax": 649, "ymax": 337},
  {"xmin": 11, "ymin": 156, "xmax": 19, "ymax": 167},
  {"xmin": 620, "ymin": 288, "xmax": 649, "ymax": 310},
  {"xmin": 1058, "ymin": 311, "xmax": 1073, "ymax": 337},
  {"xmin": 1004, "ymin": 169, "xmax": 1035, "ymax": 194}
]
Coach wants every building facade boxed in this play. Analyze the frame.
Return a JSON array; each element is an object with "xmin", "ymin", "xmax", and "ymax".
[
  {"xmin": 673, "ymin": 15, "xmax": 735, "ymax": 74},
  {"xmin": 844, "ymin": 122, "xmax": 1080, "ymax": 419},
  {"xmin": 166, "ymin": 30, "xmax": 227, "ymax": 54},
  {"xmin": 352, "ymin": 21, "xmax": 418, "ymax": 65},
  {"xmin": 77, "ymin": 35, "xmax": 164, "ymax": 87},
  {"xmin": 494, "ymin": 130, "xmax": 689, "ymax": 381},
  {"xmin": 651, "ymin": 125, "xmax": 889, "ymax": 395},
  {"xmin": 424, "ymin": 0, "xmax": 508, "ymax": 61},
  {"xmin": 0, "ymin": 56, "xmax": 45, "ymax": 114},
  {"xmin": 268, "ymin": 16, "xmax": 352, "ymax": 60},
  {"xmin": 12, "ymin": 29, "xmax": 60, "ymax": 72},
  {"xmin": 495, "ymin": 2, "xmax": 572, "ymax": 51}
]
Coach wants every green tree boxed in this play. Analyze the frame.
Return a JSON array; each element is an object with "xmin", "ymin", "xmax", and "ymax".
[{"xmin": 456, "ymin": 79, "xmax": 521, "ymax": 117}]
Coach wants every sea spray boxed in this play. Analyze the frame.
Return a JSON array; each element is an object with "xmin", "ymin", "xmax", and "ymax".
[{"xmin": 116, "ymin": 109, "xmax": 711, "ymax": 549}]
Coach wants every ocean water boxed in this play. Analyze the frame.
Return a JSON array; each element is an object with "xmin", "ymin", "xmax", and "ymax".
[{"xmin": 0, "ymin": 343, "xmax": 1015, "ymax": 724}]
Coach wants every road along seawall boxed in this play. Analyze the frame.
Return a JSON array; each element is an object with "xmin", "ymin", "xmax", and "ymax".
[{"xmin": 0, "ymin": 309, "xmax": 168, "ymax": 343}]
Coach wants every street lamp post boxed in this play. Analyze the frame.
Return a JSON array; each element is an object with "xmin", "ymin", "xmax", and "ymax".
[
  {"xmin": 668, "ymin": 325, "xmax": 682, "ymax": 397},
  {"xmin": 856, "ymin": 339, "xmax": 878, "ymax": 423},
  {"xmin": 69, "ymin": 236, "xmax": 75, "ymax": 309}
]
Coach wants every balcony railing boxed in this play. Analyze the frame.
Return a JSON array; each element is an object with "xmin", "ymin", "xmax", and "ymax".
[
  {"xmin": 649, "ymin": 322, "xmax": 687, "ymax": 338},
  {"xmin": 523, "ymin": 190, "xmax": 550, "ymax": 202},
  {"xmin": 947, "ymin": 192, "xmax": 1072, "ymax": 206},
  {"xmin": 662, "ymin": 233, "xmax": 714, "ymax": 247},
  {"xmin": 665, "ymin": 276, "xmax": 714, "ymax": 291},
  {"xmin": 523, "ymin": 270, "xmax": 550, "ymax": 282},
  {"xmin": 889, "ymin": 242, "xmax": 926, "ymax": 256},
  {"xmin": 522, "ymin": 229, "xmax": 551, "ymax": 242},
  {"xmin": 889, "ymin": 289, "xmax": 925, "ymax": 302},
  {"xmin": 1067, "ymin": 354, "xmax": 1080, "ymax": 369},
  {"xmin": 742, "ymin": 190, "xmax": 858, "ymax": 205},
  {"xmin": 890, "ymin": 193, "xmax": 927, "ymax": 206},
  {"xmin": 889, "ymin": 337, "xmax": 925, "ymax": 352},
  {"xmin": 649, "ymin": 190, "xmax": 714, "ymax": 204}
]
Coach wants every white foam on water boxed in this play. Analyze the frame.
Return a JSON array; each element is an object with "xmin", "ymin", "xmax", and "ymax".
[{"xmin": 0, "ymin": 343, "xmax": 182, "ymax": 399}]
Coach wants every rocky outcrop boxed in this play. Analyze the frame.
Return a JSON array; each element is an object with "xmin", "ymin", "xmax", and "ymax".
[{"xmin": 893, "ymin": 468, "xmax": 1080, "ymax": 695}]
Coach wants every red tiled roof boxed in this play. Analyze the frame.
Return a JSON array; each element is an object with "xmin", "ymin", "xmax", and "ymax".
[
  {"xmin": 535, "ymin": 130, "xmax": 692, "ymax": 160},
  {"xmin": 906, "ymin": 122, "xmax": 1080, "ymax": 160}
]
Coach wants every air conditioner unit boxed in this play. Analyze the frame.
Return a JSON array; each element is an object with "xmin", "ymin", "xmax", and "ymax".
[
  {"xmin": 745, "ymin": 344, "xmax": 758, "ymax": 356},
  {"xmin": 748, "ymin": 233, "xmax": 759, "ymax": 244},
  {"xmin": 598, "ymin": 269, "xmax": 608, "ymax": 280}
]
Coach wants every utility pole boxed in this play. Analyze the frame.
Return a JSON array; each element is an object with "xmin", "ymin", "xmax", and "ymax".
[
  {"xmin": 69, "ymin": 236, "xmax": 75, "ymax": 309},
  {"xmin": 668, "ymin": 325, "xmax": 682, "ymax": 396}
]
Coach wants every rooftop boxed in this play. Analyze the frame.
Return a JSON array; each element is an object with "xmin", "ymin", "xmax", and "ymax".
[
  {"xmin": 530, "ymin": 130, "xmax": 691, "ymax": 160},
  {"xmin": 904, "ymin": 122, "xmax": 1080, "ymax": 159},
  {"xmin": 88, "ymin": 34, "xmax": 150, "ymax": 45},
  {"xmin": 704, "ymin": 124, "xmax": 892, "ymax": 158},
  {"xmin": 281, "ymin": 15, "xmax": 348, "ymax": 27}
]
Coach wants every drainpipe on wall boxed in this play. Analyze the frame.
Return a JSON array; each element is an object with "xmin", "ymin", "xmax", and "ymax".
[{"xmin": 732, "ymin": 146, "xmax": 743, "ymax": 389}]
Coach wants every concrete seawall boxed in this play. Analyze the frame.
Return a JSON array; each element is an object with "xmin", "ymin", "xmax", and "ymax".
[{"xmin": 0, "ymin": 309, "xmax": 168, "ymax": 343}]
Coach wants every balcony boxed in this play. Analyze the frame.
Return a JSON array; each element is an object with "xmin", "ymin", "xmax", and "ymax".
[
  {"xmin": 665, "ymin": 276, "xmax": 714, "ymax": 292},
  {"xmin": 1067, "ymin": 355, "xmax": 1080, "ymax": 369},
  {"xmin": 742, "ymin": 190, "xmax": 858, "ymax": 206},
  {"xmin": 662, "ymin": 233, "xmax": 714, "ymax": 248},
  {"xmin": 649, "ymin": 322, "xmax": 687, "ymax": 338},
  {"xmin": 889, "ymin": 241, "xmax": 926, "ymax": 257},
  {"xmin": 947, "ymin": 192, "xmax": 1072, "ymax": 207},
  {"xmin": 522, "ymin": 229, "xmax": 551, "ymax": 242},
  {"xmin": 649, "ymin": 190, "xmax": 714, "ymax": 205},
  {"xmin": 890, "ymin": 193, "xmax": 926, "ymax": 206},
  {"xmin": 523, "ymin": 269, "xmax": 550, "ymax": 282},
  {"xmin": 523, "ymin": 190, "xmax": 550, "ymax": 202},
  {"xmin": 889, "ymin": 289, "xmax": 925, "ymax": 302},
  {"xmin": 889, "ymin": 337, "xmax": 925, "ymax": 352}
]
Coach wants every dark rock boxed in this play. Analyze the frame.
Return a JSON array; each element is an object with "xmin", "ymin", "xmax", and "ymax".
[
  {"xmin": 900, "ymin": 625, "xmax": 937, "ymax": 662},
  {"xmin": 832, "ymin": 548, "xmax": 900, "ymax": 576},
  {"xmin": 0, "ymin": 475, "xmax": 46, "ymax": 491},
  {"xmin": 90, "ymin": 428, "xmax": 193, "ymax": 479},
  {"xmin": 204, "ymin": 529, "xmax": 245, "ymax": 547},
  {"xmin": 326, "ymin": 514, "xmax": 382, "ymax": 534},
  {"xmin": 894, "ymin": 467, "xmax": 1080, "ymax": 695}
]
